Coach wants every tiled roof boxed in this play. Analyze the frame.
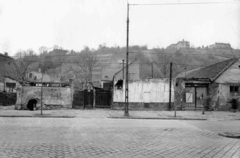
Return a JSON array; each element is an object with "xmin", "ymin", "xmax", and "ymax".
[
  {"xmin": 181, "ymin": 58, "xmax": 237, "ymax": 81},
  {"xmin": 0, "ymin": 54, "xmax": 22, "ymax": 82}
]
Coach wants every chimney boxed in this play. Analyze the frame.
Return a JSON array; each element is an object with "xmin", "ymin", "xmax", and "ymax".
[{"xmin": 4, "ymin": 52, "xmax": 8, "ymax": 56}]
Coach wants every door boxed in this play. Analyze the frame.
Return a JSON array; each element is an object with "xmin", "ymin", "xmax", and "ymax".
[{"xmin": 196, "ymin": 87, "xmax": 208, "ymax": 108}]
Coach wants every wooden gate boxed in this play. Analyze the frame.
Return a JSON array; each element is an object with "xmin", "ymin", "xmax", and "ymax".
[
  {"xmin": 72, "ymin": 91, "xmax": 84, "ymax": 109},
  {"xmin": 95, "ymin": 89, "xmax": 111, "ymax": 108},
  {"xmin": 73, "ymin": 90, "xmax": 93, "ymax": 109},
  {"xmin": 84, "ymin": 90, "xmax": 93, "ymax": 109},
  {"xmin": 73, "ymin": 89, "xmax": 111, "ymax": 109}
]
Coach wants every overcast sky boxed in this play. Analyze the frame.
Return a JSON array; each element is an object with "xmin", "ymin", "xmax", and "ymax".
[{"xmin": 0, "ymin": 0, "xmax": 239, "ymax": 56}]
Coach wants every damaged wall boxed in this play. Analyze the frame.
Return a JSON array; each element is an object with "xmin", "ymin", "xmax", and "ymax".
[
  {"xmin": 113, "ymin": 79, "xmax": 174, "ymax": 110},
  {"xmin": 16, "ymin": 86, "xmax": 73, "ymax": 110}
]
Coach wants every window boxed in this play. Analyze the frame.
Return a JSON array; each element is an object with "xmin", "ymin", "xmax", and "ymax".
[
  {"xmin": 6, "ymin": 83, "xmax": 16, "ymax": 88},
  {"xmin": 230, "ymin": 86, "xmax": 239, "ymax": 93},
  {"xmin": 29, "ymin": 73, "xmax": 32, "ymax": 78},
  {"xmin": 115, "ymin": 80, "xmax": 123, "ymax": 90}
]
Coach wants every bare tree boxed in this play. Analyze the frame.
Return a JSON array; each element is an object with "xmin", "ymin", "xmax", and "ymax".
[
  {"xmin": 154, "ymin": 51, "xmax": 173, "ymax": 78},
  {"xmin": 74, "ymin": 51, "xmax": 100, "ymax": 83},
  {"xmin": 15, "ymin": 49, "xmax": 37, "ymax": 80}
]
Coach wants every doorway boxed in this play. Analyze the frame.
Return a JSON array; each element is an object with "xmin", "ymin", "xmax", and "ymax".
[{"xmin": 27, "ymin": 99, "xmax": 37, "ymax": 111}]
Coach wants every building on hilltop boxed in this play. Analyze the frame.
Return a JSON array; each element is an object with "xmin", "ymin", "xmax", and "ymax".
[
  {"xmin": 167, "ymin": 39, "xmax": 190, "ymax": 49},
  {"xmin": 209, "ymin": 42, "xmax": 232, "ymax": 49}
]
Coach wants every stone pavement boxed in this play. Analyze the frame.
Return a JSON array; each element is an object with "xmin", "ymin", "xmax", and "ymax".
[
  {"xmin": 0, "ymin": 118, "xmax": 239, "ymax": 158},
  {"xmin": 0, "ymin": 107, "xmax": 239, "ymax": 121}
]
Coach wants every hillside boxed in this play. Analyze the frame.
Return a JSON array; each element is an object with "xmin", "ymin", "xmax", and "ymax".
[{"xmin": 15, "ymin": 46, "xmax": 240, "ymax": 85}]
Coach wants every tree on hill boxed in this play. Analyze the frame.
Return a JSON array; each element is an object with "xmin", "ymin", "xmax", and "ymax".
[
  {"xmin": 153, "ymin": 51, "xmax": 173, "ymax": 78},
  {"xmin": 15, "ymin": 49, "xmax": 38, "ymax": 80},
  {"xmin": 72, "ymin": 48, "xmax": 100, "ymax": 83}
]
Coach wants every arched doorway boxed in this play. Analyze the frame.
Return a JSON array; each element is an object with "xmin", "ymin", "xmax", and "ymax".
[{"xmin": 27, "ymin": 99, "xmax": 38, "ymax": 111}]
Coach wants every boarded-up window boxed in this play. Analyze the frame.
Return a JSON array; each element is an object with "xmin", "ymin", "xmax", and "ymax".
[{"xmin": 186, "ymin": 92, "xmax": 193, "ymax": 103}]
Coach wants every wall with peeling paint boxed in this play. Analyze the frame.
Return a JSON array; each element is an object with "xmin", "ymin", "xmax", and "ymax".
[
  {"xmin": 113, "ymin": 79, "xmax": 174, "ymax": 103},
  {"xmin": 16, "ymin": 86, "xmax": 73, "ymax": 110}
]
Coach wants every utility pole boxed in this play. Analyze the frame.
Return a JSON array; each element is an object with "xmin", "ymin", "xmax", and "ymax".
[
  {"xmin": 122, "ymin": 60, "xmax": 125, "ymax": 79},
  {"xmin": 125, "ymin": 3, "xmax": 129, "ymax": 116},
  {"xmin": 169, "ymin": 62, "xmax": 172, "ymax": 110},
  {"xmin": 41, "ymin": 81, "xmax": 43, "ymax": 115},
  {"xmin": 151, "ymin": 62, "xmax": 153, "ymax": 78}
]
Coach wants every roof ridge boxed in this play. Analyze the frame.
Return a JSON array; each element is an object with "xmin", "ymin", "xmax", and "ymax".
[{"xmin": 201, "ymin": 58, "xmax": 235, "ymax": 69}]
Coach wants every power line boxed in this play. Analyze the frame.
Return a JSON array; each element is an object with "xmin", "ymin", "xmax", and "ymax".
[{"xmin": 130, "ymin": 1, "xmax": 237, "ymax": 6}]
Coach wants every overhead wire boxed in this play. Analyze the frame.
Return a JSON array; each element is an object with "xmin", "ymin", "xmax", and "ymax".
[{"xmin": 130, "ymin": 1, "xmax": 237, "ymax": 6}]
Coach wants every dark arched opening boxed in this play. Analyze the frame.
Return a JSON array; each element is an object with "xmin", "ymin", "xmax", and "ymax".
[{"xmin": 27, "ymin": 99, "xmax": 37, "ymax": 111}]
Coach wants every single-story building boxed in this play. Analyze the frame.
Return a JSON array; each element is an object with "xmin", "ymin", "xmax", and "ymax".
[
  {"xmin": 0, "ymin": 53, "xmax": 22, "ymax": 105},
  {"xmin": 175, "ymin": 58, "xmax": 240, "ymax": 111}
]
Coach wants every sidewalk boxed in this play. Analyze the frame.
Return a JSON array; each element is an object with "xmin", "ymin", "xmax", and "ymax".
[
  {"xmin": 0, "ymin": 106, "xmax": 240, "ymax": 121},
  {"xmin": 108, "ymin": 110, "xmax": 240, "ymax": 121}
]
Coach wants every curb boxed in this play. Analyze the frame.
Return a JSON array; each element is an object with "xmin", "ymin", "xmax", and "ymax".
[
  {"xmin": 0, "ymin": 115, "xmax": 75, "ymax": 118},
  {"xmin": 218, "ymin": 132, "xmax": 240, "ymax": 139},
  {"xmin": 108, "ymin": 116, "xmax": 207, "ymax": 120}
]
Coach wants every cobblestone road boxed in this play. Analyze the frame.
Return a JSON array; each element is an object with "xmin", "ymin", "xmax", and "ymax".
[{"xmin": 0, "ymin": 118, "xmax": 239, "ymax": 158}]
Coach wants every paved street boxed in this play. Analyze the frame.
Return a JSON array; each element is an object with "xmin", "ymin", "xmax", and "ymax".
[
  {"xmin": 0, "ymin": 117, "xmax": 239, "ymax": 158},
  {"xmin": 0, "ymin": 108, "xmax": 240, "ymax": 121}
]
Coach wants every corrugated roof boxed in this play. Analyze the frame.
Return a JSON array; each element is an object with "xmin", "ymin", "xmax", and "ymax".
[
  {"xmin": 181, "ymin": 58, "xmax": 237, "ymax": 81},
  {"xmin": 0, "ymin": 54, "xmax": 22, "ymax": 82}
]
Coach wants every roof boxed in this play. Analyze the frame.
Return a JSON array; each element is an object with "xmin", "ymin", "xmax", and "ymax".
[
  {"xmin": 0, "ymin": 54, "xmax": 22, "ymax": 82},
  {"xmin": 179, "ymin": 58, "xmax": 237, "ymax": 81}
]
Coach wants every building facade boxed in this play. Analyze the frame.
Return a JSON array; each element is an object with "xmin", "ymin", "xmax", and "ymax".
[
  {"xmin": 113, "ymin": 79, "xmax": 174, "ymax": 110},
  {"xmin": 175, "ymin": 58, "xmax": 240, "ymax": 111}
]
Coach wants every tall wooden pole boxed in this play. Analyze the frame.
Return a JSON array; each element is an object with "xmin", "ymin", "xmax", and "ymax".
[
  {"xmin": 151, "ymin": 62, "xmax": 153, "ymax": 78},
  {"xmin": 169, "ymin": 63, "xmax": 172, "ymax": 110},
  {"xmin": 125, "ymin": 3, "xmax": 129, "ymax": 116},
  {"xmin": 41, "ymin": 82, "xmax": 43, "ymax": 115},
  {"xmin": 122, "ymin": 60, "xmax": 125, "ymax": 79}
]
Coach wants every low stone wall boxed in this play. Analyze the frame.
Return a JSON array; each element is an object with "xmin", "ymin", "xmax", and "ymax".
[
  {"xmin": 16, "ymin": 86, "xmax": 73, "ymax": 110},
  {"xmin": 112, "ymin": 102, "xmax": 169, "ymax": 110}
]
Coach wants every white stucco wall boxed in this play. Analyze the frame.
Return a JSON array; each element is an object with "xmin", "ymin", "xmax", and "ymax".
[
  {"xmin": 114, "ymin": 79, "xmax": 174, "ymax": 103},
  {"xmin": 216, "ymin": 61, "xmax": 240, "ymax": 84}
]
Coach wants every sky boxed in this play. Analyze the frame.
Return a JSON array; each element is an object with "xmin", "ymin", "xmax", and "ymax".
[{"xmin": 0, "ymin": 0, "xmax": 239, "ymax": 56}]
